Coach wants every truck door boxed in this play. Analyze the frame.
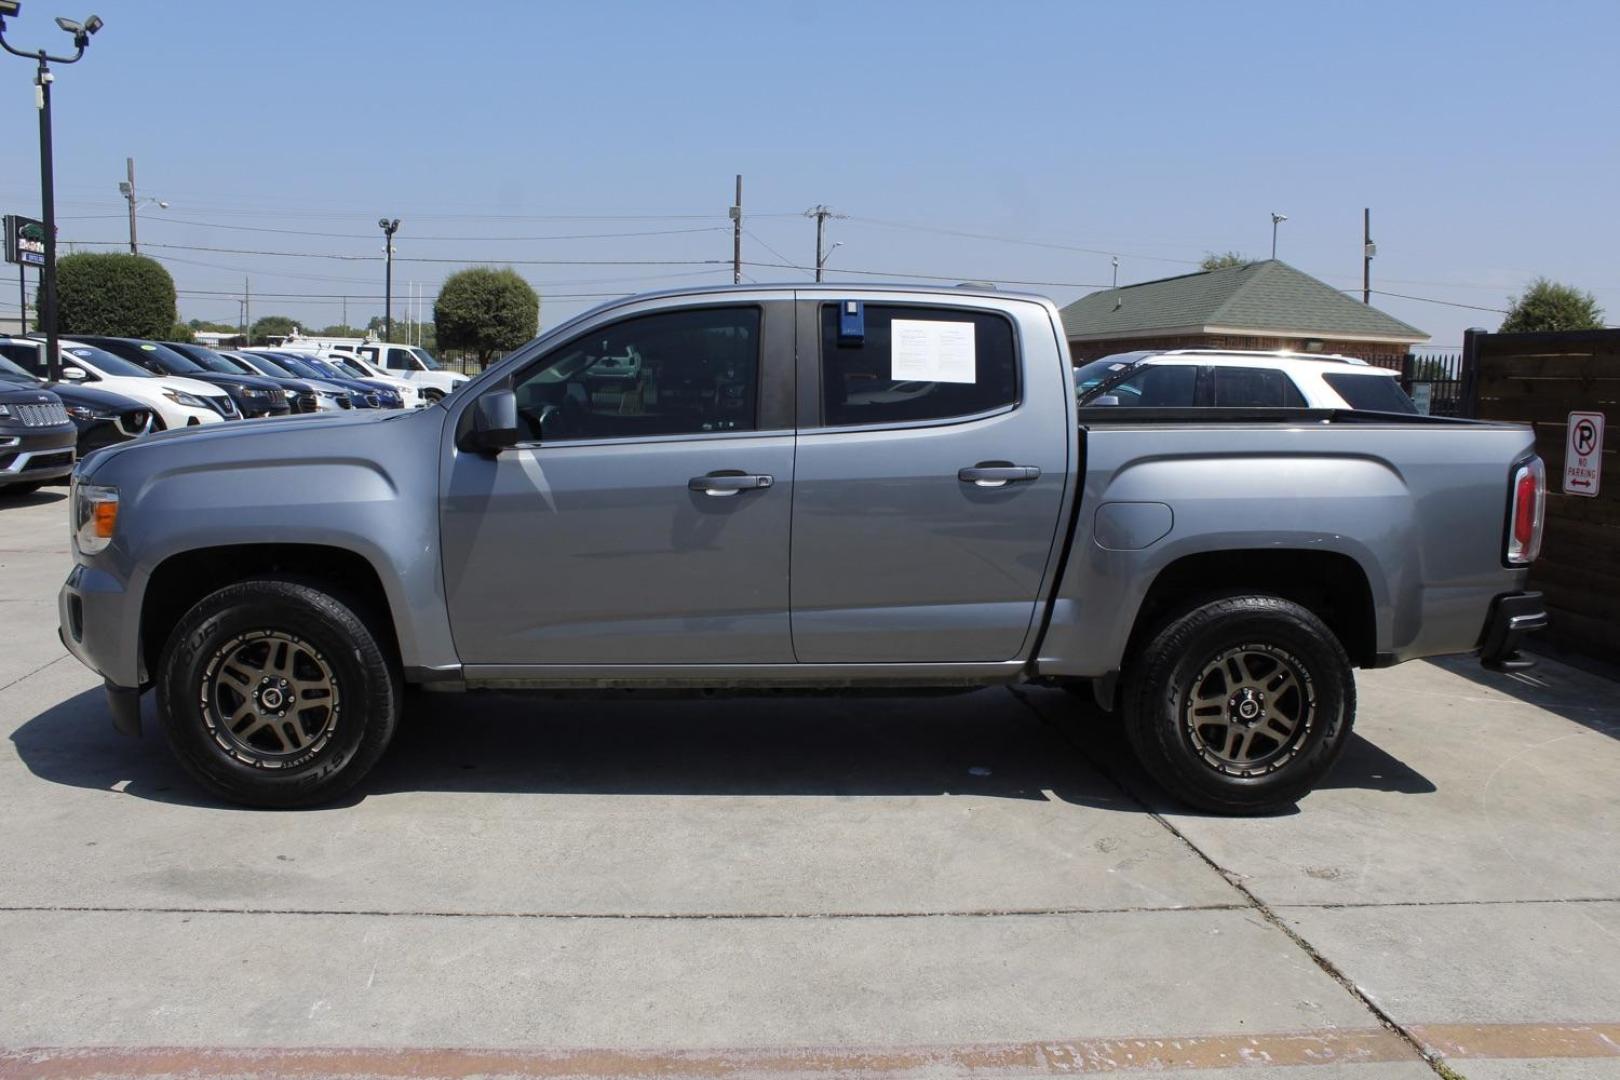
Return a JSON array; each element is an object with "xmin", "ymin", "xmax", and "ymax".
[
  {"xmin": 789, "ymin": 297, "xmax": 1071, "ymax": 663},
  {"xmin": 440, "ymin": 298, "xmax": 797, "ymax": 664}
]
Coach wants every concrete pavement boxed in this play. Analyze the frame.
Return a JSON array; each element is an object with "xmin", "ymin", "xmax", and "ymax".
[{"xmin": 2, "ymin": 488, "xmax": 1618, "ymax": 1079}]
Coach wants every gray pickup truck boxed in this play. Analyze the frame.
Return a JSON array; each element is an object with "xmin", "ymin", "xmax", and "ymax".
[{"xmin": 59, "ymin": 285, "xmax": 1548, "ymax": 813}]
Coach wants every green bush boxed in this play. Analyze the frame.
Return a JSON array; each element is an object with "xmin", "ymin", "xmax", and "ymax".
[
  {"xmin": 55, "ymin": 253, "xmax": 177, "ymax": 339},
  {"xmin": 1500, "ymin": 278, "xmax": 1605, "ymax": 333}
]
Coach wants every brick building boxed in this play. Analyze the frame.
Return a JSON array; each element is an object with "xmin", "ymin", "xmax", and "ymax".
[{"xmin": 1060, "ymin": 260, "xmax": 1427, "ymax": 362}]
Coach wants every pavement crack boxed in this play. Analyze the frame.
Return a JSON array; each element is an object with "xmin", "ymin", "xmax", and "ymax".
[
  {"xmin": 0, "ymin": 901, "xmax": 1249, "ymax": 922},
  {"xmin": 1007, "ymin": 685, "xmax": 1463, "ymax": 1080},
  {"xmin": 0, "ymin": 653, "xmax": 68, "ymax": 697}
]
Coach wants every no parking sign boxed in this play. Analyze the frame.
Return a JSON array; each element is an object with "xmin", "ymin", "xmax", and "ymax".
[{"xmin": 1564, "ymin": 411, "xmax": 1604, "ymax": 497}]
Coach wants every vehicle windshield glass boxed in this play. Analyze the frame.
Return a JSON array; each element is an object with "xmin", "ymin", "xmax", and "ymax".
[
  {"xmin": 0, "ymin": 356, "xmax": 39, "ymax": 385},
  {"xmin": 270, "ymin": 355, "xmax": 323, "ymax": 379},
  {"xmin": 183, "ymin": 347, "xmax": 244, "ymax": 374},
  {"xmin": 241, "ymin": 354, "xmax": 294, "ymax": 377},
  {"xmin": 128, "ymin": 341, "xmax": 205, "ymax": 372},
  {"xmin": 324, "ymin": 357, "xmax": 368, "ymax": 378},
  {"xmin": 64, "ymin": 344, "xmax": 153, "ymax": 378},
  {"xmin": 408, "ymin": 347, "xmax": 440, "ymax": 370},
  {"xmin": 1323, "ymin": 372, "xmax": 1419, "ymax": 414},
  {"xmin": 1073, "ymin": 357, "xmax": 1140, "ymax": 395}
]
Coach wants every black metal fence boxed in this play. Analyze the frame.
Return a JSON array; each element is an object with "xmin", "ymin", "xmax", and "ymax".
[{"xmin": 1363, "ymin": 350, "xmax": 1469, "ymax": 416}]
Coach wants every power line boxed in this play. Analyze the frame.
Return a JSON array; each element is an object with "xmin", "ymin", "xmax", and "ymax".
[
  {"xmin": 743, "ymin": 259, "xmax": 1110, "ymax": 290},
  {"xmin": 106, "ymin": 216, "xmax": 731, "ymax": 242},
  {"xmin": 66, "ymin": 240, "xmax": 729, "ymax": 267}
]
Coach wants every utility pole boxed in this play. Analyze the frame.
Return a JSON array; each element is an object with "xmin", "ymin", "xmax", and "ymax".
[
  {"xmin": 379, "ymin": 217, "xmax": 400, "ymax": 340},
  {"xmin": 122, "ymin": 157, "xmax": 137, "ymax": 254},
  {"xmin": 1362, "ymin": 207, "xmax": 1375, "ymax": 305},
  {"xmin": 243, "ymin": 276, "xmax": 250, "ymax": 342},
  {"xmin": 1270, "ymin": 212, "xmax": 1288, "ymax": 260},
  {"xmin": 730, "ymin": 175, "xmax": 742, "ymax": 285},
  {"xmin": 804, "ymin": 204, "xmax": 846, "ymax": 281}
]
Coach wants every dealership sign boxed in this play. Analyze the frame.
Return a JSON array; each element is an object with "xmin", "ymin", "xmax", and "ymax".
[{"xmin": 4, "ymin": 215, "xmax": 46, "ymax": 267}]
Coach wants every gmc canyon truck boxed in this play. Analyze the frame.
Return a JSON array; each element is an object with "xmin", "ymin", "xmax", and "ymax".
[{"xmin": 58, "ymin": 285, "xmax": 1548, "ymax": 813}]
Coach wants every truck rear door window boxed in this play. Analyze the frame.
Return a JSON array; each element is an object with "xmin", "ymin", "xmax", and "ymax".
[
  {"xmin": 1211, "ymin": 367, "xmax": 1307, "ymax": 408},
  {"xmin": 513, "ymin": 305, "xmax": 760, "ymax": 441},
  {"xmin": 819, "ymin": 304, "xmax": 1017, "ymax": 427},
  {"xmin": 1322, "ymin": 373, "xmax": 1418, "ymax": 414}
]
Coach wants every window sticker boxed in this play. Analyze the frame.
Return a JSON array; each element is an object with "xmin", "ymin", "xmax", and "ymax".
[{"xmin": 890, "ymin": 319, "xmax": 976, "ymax": 384}]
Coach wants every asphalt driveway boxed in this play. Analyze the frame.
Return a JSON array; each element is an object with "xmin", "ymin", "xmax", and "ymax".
[{"xmin": 2, "ymin": 488, "xmax": 1617, "ymax": 1079}]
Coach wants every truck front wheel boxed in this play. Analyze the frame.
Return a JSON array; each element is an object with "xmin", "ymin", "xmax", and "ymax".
[
  {"xmin": 156, "ymin": 579, "xmax": 400, "ymax": 808},
  {"xmin": 1121, "ymin": 595, "xmax": 1355, "ymax": 815}
]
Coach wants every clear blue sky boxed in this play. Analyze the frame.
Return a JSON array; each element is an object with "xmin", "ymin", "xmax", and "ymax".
[{"xmin": 1, "ymin": 0, "xmax": 1615, "ymax": 344}]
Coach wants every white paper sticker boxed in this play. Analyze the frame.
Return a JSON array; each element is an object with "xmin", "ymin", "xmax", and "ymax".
[{"xmin": 890, "ymin": 319, "xmax": 976, "ymax": 384}]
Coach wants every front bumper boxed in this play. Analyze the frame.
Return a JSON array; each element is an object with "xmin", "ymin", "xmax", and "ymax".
[
  {"xmin": 1478, "ymin": 591, "xmax": 1548, "ymax": 672},
  {"xmin": 0, "ymin": 426, "xmax": 76, "ymax": 486}
]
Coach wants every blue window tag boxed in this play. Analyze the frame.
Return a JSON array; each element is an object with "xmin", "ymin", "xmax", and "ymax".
[{"xmin": 837, "ymin": 300, "xmax": 864, "ymax": 345}]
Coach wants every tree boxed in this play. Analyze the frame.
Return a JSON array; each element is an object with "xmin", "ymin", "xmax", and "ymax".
[
  {"xmin": 315, "ymin": 324, "xmax": 365, "ymax": 338},
  {"xmin": 188, "ymin": 318, "xmax": 240, "ymax": 334},
  {"xmin": 168, "ymin": 322, "xmax": 196, "ymax": 343},
  {"xmin": 434, "ymin": 267, "xmax": 539, "ymax": 369},
  {"xmin": 249, "ymin": 315, "xmax": 300, "ymax": 345},
  {"xmin": 1500, "ymin": 278, "xmax": 1605, "ymax": 333},
  {"xmin": 1200, "ymin": 252, "xmax": 1251, "ymax": 271},
  {"xmin": 56, "ymin": 252, "xmax": 177, "ymax": 338}
]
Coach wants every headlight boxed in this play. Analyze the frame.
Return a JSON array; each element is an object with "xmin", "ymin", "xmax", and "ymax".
[
  {"xmin": 74, "ymin": 483, "xmax": 119, "ymax": 555},
  {"xmin": 163, "ymin": 389, "xmax": 206, "ymax": 408},
  {"xmin": 0, "ymin": 403, "xmax": 10, "ymax": 417},
  {"xmin": 65, "ymin": 405, "xmax": 115, "ymax": 421},
  {"xmin": 241, "ymin": 388, "xmax": 267, "ymax": 399}
]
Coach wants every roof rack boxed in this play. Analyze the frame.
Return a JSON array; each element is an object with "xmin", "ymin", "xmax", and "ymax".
[{"xmin": 1149, "ymin": 348, "xmax": 1370, "ymax": 366}]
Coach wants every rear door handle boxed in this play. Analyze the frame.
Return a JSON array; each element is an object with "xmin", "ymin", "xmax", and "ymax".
[
  {"xmin": 958, "ymin": 463, "xmax": 1041, "ymax": 488},
  {"xmin": 689, "ymin": 470, "xmax": 774, "ymax": 496}
]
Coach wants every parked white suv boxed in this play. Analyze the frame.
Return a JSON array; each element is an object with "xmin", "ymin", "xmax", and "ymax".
[
  {"xmin": 352, "ymin": 343, "xmax": 469, "ymax": 402},
  {"xmin": 1074, "ymin": 349, "xmax": 1420, "ymax": 413},
  {"xmin": 0, "ymin": 338, "xmax": 231, "ymax": 429}
]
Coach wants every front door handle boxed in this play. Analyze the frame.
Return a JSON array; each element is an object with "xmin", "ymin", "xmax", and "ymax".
[
  {"xmin": 958, "ymin": 462, "xmax": 1041, "ymax": 488},
  {"xmin": 689, "ymin": 470, "xmax": 774, "ymax": 497}
]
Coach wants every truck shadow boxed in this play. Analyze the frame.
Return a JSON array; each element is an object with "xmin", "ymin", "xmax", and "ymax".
[
  {"xmin": 1427, "ymin": 652, "xmax": 1620, "ymax": 742},
  {"xmin": 10, "ymin": 685, "xmax": 1435, "ymax": 812}
]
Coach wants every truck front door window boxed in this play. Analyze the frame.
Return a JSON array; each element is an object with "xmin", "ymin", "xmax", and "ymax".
[{"xmin": 512, "ymin": 306, "xmax": 760, "ymax": 441}]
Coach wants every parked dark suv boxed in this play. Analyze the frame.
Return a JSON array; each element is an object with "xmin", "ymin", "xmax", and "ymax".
[
  {"xmin": 0, "ymin": 353, "xmax": 153, "ymax": 457},
  {"xmin": 0, "ymin": 381, "xmax": 75, "ymax": 495},
  {"xmin": 71, "ymin": 337, "xmax": 291, "ymax": 419}
]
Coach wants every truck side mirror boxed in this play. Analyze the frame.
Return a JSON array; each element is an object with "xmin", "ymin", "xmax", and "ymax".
[
  {"xmin": 466, "ymin": 389, "xmax": 520, "ymax": 453},
  {"xmin": 61, "ymin": 366, "xmax": 87, "ymax": 381}
]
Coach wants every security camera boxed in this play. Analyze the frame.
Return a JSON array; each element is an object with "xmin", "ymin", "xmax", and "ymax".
[
  {"xmin": 83, "ymin": 13, "xmax": 102, "ymax": 33},
  {"xmin": 378, "ymin": 218, "xmax": 391, "ymax": 230},
  {"xmin": 0, "ymin": 1, "xmax": 23, "ymax": 20},
  {"xmin": 55, "ymin": 16, "xmax": 83, "ymax": 32}
]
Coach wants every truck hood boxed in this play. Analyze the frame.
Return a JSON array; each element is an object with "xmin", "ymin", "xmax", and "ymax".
[{"xmin": 79, "ymin": 401, "xmax": 439, "ymax": 481}]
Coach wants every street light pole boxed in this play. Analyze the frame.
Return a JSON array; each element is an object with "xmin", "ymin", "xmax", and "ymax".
[
  {"xmin": 1270, "ymin": 212, "xmax": 1287, "ymax": 260},
  {"xmin": 378, "ymin": 217, "xmax": 399, "ymax": 341},
  {"xmin": 0, "ymin": 7, "xmax": 104, "ymax": 382}
]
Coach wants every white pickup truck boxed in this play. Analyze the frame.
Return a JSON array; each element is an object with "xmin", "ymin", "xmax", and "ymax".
[{"xmin": 349, "ymin": 343, "xmax": 469, "ymax": 402}]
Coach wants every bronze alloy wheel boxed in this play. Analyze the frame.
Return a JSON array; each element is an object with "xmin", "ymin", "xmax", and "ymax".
[
  {"xmin": 1183, "ymin": 643, "xmax": 1316, "ymax": 777},
  {"xmin": 200, "ymin": 629, "xmax": 341, "ymax": 768}
]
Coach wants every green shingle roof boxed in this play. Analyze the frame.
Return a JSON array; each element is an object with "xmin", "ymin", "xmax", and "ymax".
[{"xmin": 1059, "ymin": 260, "xmax": 1427, "ymax": 343}]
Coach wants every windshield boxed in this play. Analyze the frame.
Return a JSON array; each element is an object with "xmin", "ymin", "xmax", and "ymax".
[
  {"xmin": 184, "ymin": 346, "xmax": 247, "ymax": 375},
  {"xmin": 408, "ymin": 347, "xmax": 440, "ymax": 370},
  {"xmin": 239, "ymin": 354, "xmax": 294, "ymax": 378},
  {"xmin": 63, "ymin": 343, "xmax": 155, "ymax": 378},
  {"xmin": 1072, "ymin": 358, "xmax": 1141, "ymax": 394},
  {"xmin": 274, "ymin": 354, "xmax": 330, "ymax": 380},
  {"xmin": 0, "ymin": 356, "xmax": 40, "ymax": 385},
  {"xmin": 324, "ymin": 356, "xmax": 368, "ymax": 378}
]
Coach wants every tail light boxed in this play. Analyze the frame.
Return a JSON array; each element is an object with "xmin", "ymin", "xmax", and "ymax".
[{"xmin": 1505, "ymin": 456, "xmax": 1546, "ymax": 566}]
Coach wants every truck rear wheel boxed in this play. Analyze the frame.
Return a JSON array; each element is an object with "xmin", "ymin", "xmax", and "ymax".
[
  {"xmin": 1120, "ymin": 595, "xmax": 1354, "ymax": 815},
  {"xmin": 156, "ymin": 579, "xmax": 399, "ymax": 808}
]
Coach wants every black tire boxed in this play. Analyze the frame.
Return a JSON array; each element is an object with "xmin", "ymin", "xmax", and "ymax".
[
  {"xmin": 1120, "ymin": 595, "xmax": 1355, "ymax": 815},
  {"xmin": 422, "ymin": 388, "xmax": 444, "ymax": 404},
  {"xmin": 156, "ymin": 578, "xmax": 399, "ymax": 808}
]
